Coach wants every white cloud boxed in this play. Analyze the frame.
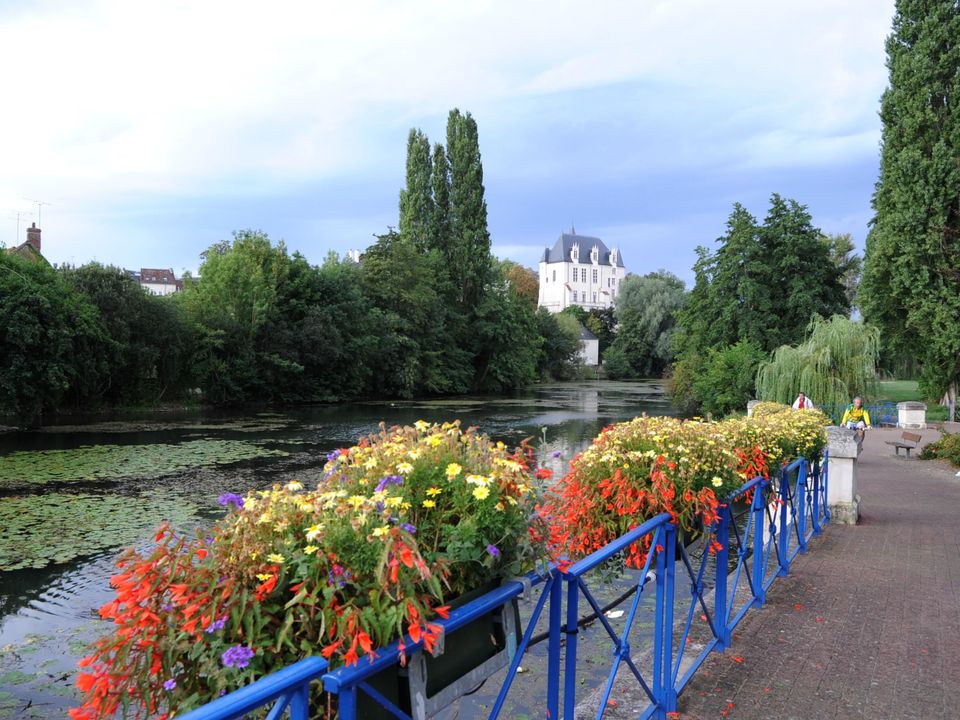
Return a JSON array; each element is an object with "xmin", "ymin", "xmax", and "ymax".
[{"xmin": 0, "ymin": 0, "xmax": 895, "ymax": 264}]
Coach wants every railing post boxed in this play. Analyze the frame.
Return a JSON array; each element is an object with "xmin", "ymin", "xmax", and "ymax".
[
  {"xmin": 811, "ymin": 458, "xmax": 822, "ymax": 536},
  {"xmin": 796, "ymin": 459, "xmax": 808, "ymax": 553},
  {"xmin": 562, "ymin": 574, "xmax": 579, "ymax": 720},
  {"xmin": 338, "ymin": 685, "xmax": 358, "ymax": 720},
  {"xmin": 290, "ymin": 684, "xmax": 310, "ymax": 720},
  {"xmin": 822, "ymin": 450, "xmax": 831, "ymax": 523},
  {"xmin": 547, "ymin": 572, "xmax": 562, "ymax": 720},
  {"xmin": 713, "ymin": 510, "xmax": 730, "ymax": 650},
  {"xmin": 777, "ymin": 466, "xmax": 790, "ymax": 577},
  {"xmin": 652, "ymin": 527, "xmax": 666, "ymax": 718},
  {"xmin": 661, "ymin": 524, "xmax": 677, "ymax": 715},
  {"xmin": 752, "ymin": 479, "xmax": 766, "ymax": 607}
]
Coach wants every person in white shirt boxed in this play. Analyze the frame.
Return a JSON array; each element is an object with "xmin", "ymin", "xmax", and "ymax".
[{"xmin": 792, "ymin": 392, "xmax": 815, "ymax": 410}]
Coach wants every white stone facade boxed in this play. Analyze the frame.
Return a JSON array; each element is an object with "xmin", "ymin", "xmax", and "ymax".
[{"xmin": 537, "ymin": 232, "xmax": 625, "ymax": 313}]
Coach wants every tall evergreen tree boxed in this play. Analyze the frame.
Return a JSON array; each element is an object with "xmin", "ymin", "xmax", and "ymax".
[
  {"xmin": 431, "ymin": 142, "xmax": 450, "ymax": 252},
  {"xmin": 446, "ymin": 109, "xmax": 492, "ymax": 308},
  {"xmin": 860, "ymin": 0, "xmax": 960, "ymax": 398},
  {"xmin": 398, "ymin": 129, "xmax": 434, "ymax": 251}
]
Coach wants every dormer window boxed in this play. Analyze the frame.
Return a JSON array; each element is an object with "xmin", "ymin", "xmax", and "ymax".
[
  {"xmin": 610, "ymin": 248, "xmax": 619, "ymax": 265},
  {"xmin": 570, "ymin": 243, "xmax": 580, "ymax": 263},
  {"xmin": 590, "ymin": 245, "xmax": 599, "ymax": 264}
]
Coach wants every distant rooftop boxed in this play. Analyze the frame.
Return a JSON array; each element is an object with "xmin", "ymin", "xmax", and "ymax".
[{"xmin": 540, "ymin": 232, "xmax": 625, "ymax": 267}]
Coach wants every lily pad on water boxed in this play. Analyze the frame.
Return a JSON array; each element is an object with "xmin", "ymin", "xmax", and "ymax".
[
  {"xmin": 0, "ymin": 439, "xmax": 287, "ymax": 489},
  {"xmin": 0, "ymin": 492, "xmax": 198, "ymax": 571}
]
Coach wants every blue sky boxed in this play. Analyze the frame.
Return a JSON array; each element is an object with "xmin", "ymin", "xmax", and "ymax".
[{"xmin": 1, "ymin": 0, "xmax": 894, "ymax": 285}]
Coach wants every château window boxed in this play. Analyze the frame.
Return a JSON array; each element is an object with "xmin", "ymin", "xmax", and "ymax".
[
  {"xmin": 592, "ymin": 269, "xmax": 598, "ymax": 283},
  {"xmin": 552, "ymin": 270, "xmax": 556, "ymax": 282},
  {"xmin": 581, "ymin": 268, "xmax": 587, "ymax": 282},
  {"xmin": 593, "ymin": 292, "xmax": 597, "ymax": 303}
]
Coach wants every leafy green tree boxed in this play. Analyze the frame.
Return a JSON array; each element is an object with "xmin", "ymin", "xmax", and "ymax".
[
  {"xmin": 605, "ymin": 271, "xmax": 686, "ymax": 378},
  {"xmin": 676, "ymin": 196, "xmax": 849, "ymax": 356},
  {"xmin": 472, "ymin": 269, "xmax": 541, "ymax": 392},
  {"xmin": 860, "ymin": 0, "xmax": 960, "ymax": 403},
  {"xmin": 559, "ymin": 304, "xmax": 588, "ymax": 325},
  {"xmin": 536, "ymin": 309, "xmax": 583, "ymax": 381},
  {"xmin": 821, "ymin": 233, "xmax": 862, "ymax": 308},
  {"xmin": 0, "ymin": 255, "xmax": 108, "ymax": 425},
  {"xmin": 587, "ymin": 307, "xmax": 617, "ymax": 354},
  {"xmin": 431, "ymin": 142, "xmax": 451, "ymax": 253},
  {"xmin": 62, "ymin": 263, "xmax": 193, "ymax": 404},
  {"xmin": 691, "ymin": 340, "xmax": 768, "ymax": 417}
]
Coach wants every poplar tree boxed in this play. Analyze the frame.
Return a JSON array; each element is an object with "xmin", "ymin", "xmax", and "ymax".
[
  {"xmin": 860, "ymin": 0, "xmax": 960, "ymax": 399},
  {"xmin": 398, "ymin": 129, "xmax": 434, "ymax": 251},
  {"xmin": 446, "ymin": 109, "xmax": 492, "ymax": 307},
  {"xmin": 431, "ymin": 142, "xmax": 450, "ymax": 253}
]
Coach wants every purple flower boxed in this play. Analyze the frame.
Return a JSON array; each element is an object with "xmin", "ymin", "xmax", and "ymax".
[
  {"xmin": 375, "ymin": 475, "xmax": 404, "ymax": 493},
  {"xmin": 400, "ymin": 523, "xmax": 417, "ymax": 534},
  {"xmin": 221, "ymin": 644, "xmax": 255, "ymax": 669},
  {"xmin": 486, "ymin": 544, "xmax": 500, "ymax": 558},
  {"xmin": 162, "ymin": 678, "xmax": 177, "ymax": 691},
  {"xmin": 552, "ymin": 451, "xmax": 562, "ymax": 458},
  {"xmin": 326, "ymin": 450, "xmax": 340, "ymax": 463},
  {"xmin": 206, "ymin": 617, "xmax": 227, "ymax": 634},
  {"xmin": 205, "ymin": 536, "xmax": 214, "ymax": 544},
  {"xmin": 218, "ymin": 493, "xmax": 244, "ymax": 509}
]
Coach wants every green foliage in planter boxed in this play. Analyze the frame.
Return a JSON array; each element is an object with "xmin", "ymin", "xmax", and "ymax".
[{"xmin": 919, "ymin": 433, "xmax": 960, "ymax": 466}]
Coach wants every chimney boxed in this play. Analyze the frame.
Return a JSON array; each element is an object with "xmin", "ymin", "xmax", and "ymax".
[{"xmin": 26, "ymin": 223, "xmax": 41, "ymax": 252}]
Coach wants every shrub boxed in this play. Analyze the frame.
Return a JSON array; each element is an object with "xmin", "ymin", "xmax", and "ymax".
[
  {"xmin": 72, "ymin": 421, "xmax": 549, "ymax": 720},
  {"xmin": 692, "ymin": 340, "xmax": 768, "ymax": 417},
  {"xmin": 920, "ymin": 432, "xmax": 960, "ymax": 466}
]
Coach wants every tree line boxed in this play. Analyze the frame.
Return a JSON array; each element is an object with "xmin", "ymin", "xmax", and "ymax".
[{"xmin": 1, "ymin": 110, "xmax": 587, "ymax": 427}]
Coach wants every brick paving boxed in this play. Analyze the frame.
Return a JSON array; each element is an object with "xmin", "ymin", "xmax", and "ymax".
[{"xmin": 673, "ymin": 427, "xmax": 960, "ymax": 720}]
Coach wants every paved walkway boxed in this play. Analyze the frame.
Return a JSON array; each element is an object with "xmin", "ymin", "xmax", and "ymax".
[{"xmin": 674, "ymin": 427, "xmax": 960, "ymax": 720}]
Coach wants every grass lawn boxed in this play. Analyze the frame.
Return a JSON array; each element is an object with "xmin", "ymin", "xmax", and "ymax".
[{"xmin": 877, "ymin": 380, "xmax": 949, "ymax": 422}]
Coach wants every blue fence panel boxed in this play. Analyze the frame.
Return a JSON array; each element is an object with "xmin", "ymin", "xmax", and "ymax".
[{"xmin": 176, "ymin": 656, "xmax": 328, "ymax": 720}]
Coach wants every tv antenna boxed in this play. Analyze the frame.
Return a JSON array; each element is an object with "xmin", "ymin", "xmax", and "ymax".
[
  {"xmin": 23, "ymin": 198, "xmax": 51, "ymax": 227},
  {"xmin": 4, "ymin": 209, "xmax": 34, "ymax": 243}
]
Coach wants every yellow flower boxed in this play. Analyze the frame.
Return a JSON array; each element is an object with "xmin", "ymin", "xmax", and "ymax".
[
  {"xmin": 372, "ymin": 526, "xmax": 389, "ymax": 537},
  {"xmin": 306, "ymin": 524, "xmax": 323, "ymax": 541},
  {"xmin": 285, "ymin": 481, "xmax": 303, "ymax": 492},
  {"xmin": 446, "ymin": 463, "xmax": 463, "ymax": 479},
  {"xmin": 303, "ymin": 545, "xmax": 319, "ymax": 555},
  {"xmin": 267, "ymin": 553, "xmax": 285, "ymax": 564},
  {"xmin": 711, "ymin": 477, "xmax": 724, "ymax": 488},
  {"xmin": 414, "ymin": 420, "xmax": 430, "ymax": 432},
  {"xmin": 422, "ymin": 499, "xmax": 436, "ymax": 508},
  {"xmin": 347, "ymin": 495, "xmax": 367, "ymax": 510},
  {"xmin": 364, "ymin": 457, "xmax": 378, "ymax": 470},
  {"xmin": 385, "ymin": 496, "xmax": 404, "ymax": 508},
  {"xmin": 466, "ymin": 474, "xmax": 490, "ymax": 486},
  {"xmin": 472, "ymin": 486, "xmax": 491, "ymax": 501},
  {"xmin": 256, "ymin": 572, "xmax": 273, "ymax": 581},
  {"xmin": 426, "ymin": 487, "xmax": 442, "ymax": 497},
  {"xmin": 397, "ymin": 462, "xmax": 414, "ymax": 475},
  {"xmin": 407, "ymin": 449, "xmax": 421, "ymax": 460}
]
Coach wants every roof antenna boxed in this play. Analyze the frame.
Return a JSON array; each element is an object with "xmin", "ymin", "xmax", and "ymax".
[{"xmin": 571, "ymin": 221, "xmax": 576, "ymax": 235}]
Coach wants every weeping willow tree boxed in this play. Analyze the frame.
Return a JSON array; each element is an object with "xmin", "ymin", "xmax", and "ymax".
[{"xmin": 755, "ymin": 315, "xmax": 880, "ymax": 409}]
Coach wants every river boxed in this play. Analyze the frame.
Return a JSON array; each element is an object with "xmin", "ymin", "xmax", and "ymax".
[{"xmin": 0, "ymin": 380, "xmax": 674, "ymax": 717}]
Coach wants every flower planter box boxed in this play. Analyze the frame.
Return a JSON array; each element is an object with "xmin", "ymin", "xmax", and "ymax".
[{"xmin": 355, "ymin": 583, "xmax": 521, "ymax": 720}]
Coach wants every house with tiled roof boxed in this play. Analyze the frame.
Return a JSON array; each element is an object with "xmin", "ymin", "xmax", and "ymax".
[
  {"xmin": 537, "ymin": 230, "xmax": 625, "ymax": 313},
  {"xmin": 138, "ymin": 268, "xmax": 183, "ymax": 295},
  {"xmin": 5, "ymin": 223, "xmax": 48, "ymax": 265}
]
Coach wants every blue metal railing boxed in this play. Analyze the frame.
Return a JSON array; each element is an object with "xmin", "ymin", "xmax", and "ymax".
[{"xmin": 182, "ymin": 455, "xmax": 830, "ymax": 720}]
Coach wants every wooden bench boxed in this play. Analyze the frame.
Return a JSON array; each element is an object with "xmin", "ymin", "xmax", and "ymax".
[{"xmin": 886, "ymin": 431, "xmax": 922, "ymax": 457}]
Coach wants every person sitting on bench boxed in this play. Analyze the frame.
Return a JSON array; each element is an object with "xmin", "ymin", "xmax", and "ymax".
[
  {"xmin": 792, "ymin": 392, "xmax": 815, "ymax": 410},
  {"xmin": 841, "ymin": 397, "xmax": 871, "ymax": 439}
]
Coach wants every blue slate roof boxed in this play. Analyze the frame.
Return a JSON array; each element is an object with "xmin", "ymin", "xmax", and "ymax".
[{"xmin": 540, "ymin": 233, "xmax": 625, "ymax": 267}]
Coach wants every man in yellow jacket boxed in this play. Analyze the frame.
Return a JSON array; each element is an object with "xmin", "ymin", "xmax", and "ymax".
[{"xmin": 841, "ymin": 397, "xmax": 871, "ymax": 439}]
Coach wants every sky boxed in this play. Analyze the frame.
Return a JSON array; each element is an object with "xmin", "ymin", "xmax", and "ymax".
[{"xmin": 0, "ymin": 0, "xmax": 895, "ymax": 285}]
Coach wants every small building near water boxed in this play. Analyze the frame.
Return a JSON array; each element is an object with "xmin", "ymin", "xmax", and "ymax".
[{"xmin": 579, "ymin": 324, "xmax": 599, "ymax": 366}]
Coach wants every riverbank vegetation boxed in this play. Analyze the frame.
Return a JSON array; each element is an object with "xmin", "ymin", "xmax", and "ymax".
[{"xmin": 1, "ymin": 110, "xmax": 585, "ymax": 428}]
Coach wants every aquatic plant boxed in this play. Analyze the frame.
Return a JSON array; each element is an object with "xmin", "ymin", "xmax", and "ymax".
[
  {"xmin": 0, "ymin": 439, "xmax": 287, "ymax": 489},
  {"xmin": 0, "ymin": 493, "xmax": 198, "ymax": 571}
]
